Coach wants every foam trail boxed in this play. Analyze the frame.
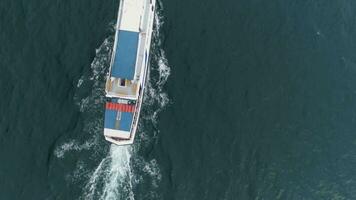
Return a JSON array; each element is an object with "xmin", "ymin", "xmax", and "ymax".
[
  {"xmin": 84, "ymin": 156, "xmax": 111, "ymax": 198},
  {"xmin": 82, "ymin": 145, "xmax": 134, "ymax": 200},
  {"xmin": 54, "ymin": 37, "xmax": 113, "ymax": 160},
  {"xmin": 54, "ymin": 139, "xmax": 93, "ymax": 158},
  {"xmin": 101, "ymin": 146, "xmax": 134, "ymax": 200}
]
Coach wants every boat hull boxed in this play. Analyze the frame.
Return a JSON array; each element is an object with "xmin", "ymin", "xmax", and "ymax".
[{"xmin": 104, "ymin": 0, "xmax": 156, "ymax": 146}]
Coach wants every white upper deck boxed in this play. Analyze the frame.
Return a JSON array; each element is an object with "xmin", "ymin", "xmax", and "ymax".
[{"xmin": 119, "ymin": 0, "xmax": 144, "ymax": 32}]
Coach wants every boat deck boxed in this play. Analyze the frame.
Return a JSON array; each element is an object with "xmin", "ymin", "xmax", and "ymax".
[
  {"xmin": 111, "ymin": 30, "xmax": 139, "ymax": 80},
  {"xmin": 106, "ymin": 78, "xmax": 138, "ymax": 97},
  {"xmin": 104, "ymin": 98, "xmax": 136, "ymax": 139},
  {"xmin": 104, "ymin": 0, "xmax": 156, "ymax": 145}
]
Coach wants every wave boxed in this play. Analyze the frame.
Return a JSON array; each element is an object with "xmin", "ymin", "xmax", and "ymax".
[
  {"xmin": 53, "ymin": 36, "xmax": 113, "ymax": 160},
  {"xmin": 54, "ymin": 139, "xmax": 93, "ymax": 158}
]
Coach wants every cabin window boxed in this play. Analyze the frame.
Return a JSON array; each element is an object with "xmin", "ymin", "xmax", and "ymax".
[{"xmin": 120, "ymin": 79, "xmax": 126, "ymax": 86}]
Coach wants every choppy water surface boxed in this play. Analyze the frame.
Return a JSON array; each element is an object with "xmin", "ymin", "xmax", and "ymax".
[{"xmin": 1, "ymin": 0, "xmax": 356, "ymax": 199}]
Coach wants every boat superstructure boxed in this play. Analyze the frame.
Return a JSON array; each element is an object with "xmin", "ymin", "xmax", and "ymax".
[{"xmin": 104, "ymin": 0, "xmax": 155, "ymax": 145}]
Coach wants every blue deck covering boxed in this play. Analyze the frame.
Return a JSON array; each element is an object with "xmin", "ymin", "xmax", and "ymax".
[
  {"xmin": 104, "ymin": 109, "xmax": 133, "ymax": 132},
  {"xmin": 111, "ymin": 30, "xmax": 139, "ymax": 80},
  {"xmin": 120, "ymin": 112, "xmax": 133, "ymax": 131},
  {"xmin": 104, "ymin": 109, "xmax": 117, "ymax": 129}
]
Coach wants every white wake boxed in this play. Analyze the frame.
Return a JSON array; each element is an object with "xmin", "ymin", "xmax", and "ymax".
[{"xmin": 82, "ymin": 145, "xmax": 135, "ymax": 200}]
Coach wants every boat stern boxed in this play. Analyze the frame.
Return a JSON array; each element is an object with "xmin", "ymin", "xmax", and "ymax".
[
  {"xmin": 103, "ymin": 99, "xmax": 136, "ymax": 145},
  {"xmin": 104, "ymin": 130, "xmax": 134, "ymax": 146}
]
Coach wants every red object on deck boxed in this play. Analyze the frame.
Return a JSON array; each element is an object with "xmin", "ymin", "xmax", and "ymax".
[{"xmin": 106, "ymin": 102, "xmax": 135, "ymax": 113}]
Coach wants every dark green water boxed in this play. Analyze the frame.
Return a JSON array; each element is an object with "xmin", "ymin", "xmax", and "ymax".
[{"xmin": 2, "ymin": 0, "xmax": 356, "ymax": 199}]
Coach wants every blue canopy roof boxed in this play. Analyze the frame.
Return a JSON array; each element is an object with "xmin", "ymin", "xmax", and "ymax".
[
  {"xmin": 104, "ymin": 109, "xmax": 133, "ymax": 132},
  {"xmin": 111, "ymin": 30, "xmax": 139, "ymax": 80}
]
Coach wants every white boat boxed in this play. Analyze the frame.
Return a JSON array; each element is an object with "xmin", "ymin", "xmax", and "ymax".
[{"xmin": 104, "ymin": 0, "xmax": 156, "ymax": 145}]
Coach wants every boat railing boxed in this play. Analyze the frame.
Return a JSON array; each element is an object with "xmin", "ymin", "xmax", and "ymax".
[{"xmin": 131, "ymin": 91, "xmax": 143, "ymax": 131}]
